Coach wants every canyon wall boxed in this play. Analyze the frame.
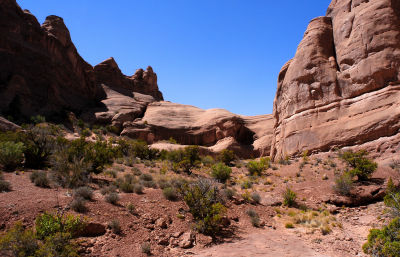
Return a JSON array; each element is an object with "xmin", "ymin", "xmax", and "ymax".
[{"xmin": 271, "ymin": 0, "xmax": 400, "ymax": 161}]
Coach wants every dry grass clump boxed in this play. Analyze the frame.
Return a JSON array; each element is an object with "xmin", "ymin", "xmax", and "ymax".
[{"xmin": 289, "ymin": 209, "xmax": 338, "ymax": 235}]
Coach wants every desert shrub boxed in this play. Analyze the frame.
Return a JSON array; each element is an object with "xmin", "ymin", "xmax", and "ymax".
[
  {"xmin": 167, "ymin": 146, "xmax": 201, "ymax": 174},
  {"xmin": 168, "ymin": 137, "xmax": 177, "ymax": 144},
  {"xmin": 181, "ymin": 179, "xmax": 226, "ymax": 236},
  {"xmin": 120, "ymin": 181, "xmax": 134, "ymax": 193},
  {"xmin": 133, "ymin": 184, "xmax": 144, "ymax": 194},
  {"xmin": 241, "ymin": 180, "xmax": 253, "ymax": 189},
  {"xmin": 140, "ymin": 173, "xmax": 153, "ymax": 182},
  {"xmin": 363, "ymin": 217, "xmax": 400, "ymax": 257},
  {"xmin": 223, "ymin": 188, "xmax": 236, "ymax": 200},
  {"xmin": 246, "ymin": 209, "xmax": 261, "ymax": 227},
  {"xmin": 35, "ymin": 232, "xmax": 79, "ymax": 257},
  {"xmin": 285, "ymin": 223, "xmax": 294, "ymax": 229},
  {"xmin": 141, "ymin": 242, "xmax": 151, "ymax": 255},
  {"xmin": 35, "ymin": 212, "xmax": 85, "ymax": 239},
  {"xmin": 51, "ymin": 152, "xmax": 91, "ymax": 188},
  {"xmin": 384, "ymin": 179, "xmax": 400, "ymax": 217},
  {"xmin": 0, "ymin": 222, "xmax": 39, "ymax": 256},
  {"xmin": 333, "ymin": 172, "xmax": 353, "ymax": 196},
  {"xmin": 22, "ymin": 124, "xmax": 58, "ymax": 169},
  {"xmin": 389, "ymin": 159, "xmax": 400, "ymax": 171},
  {"xmin": 0, "ymin": 179, "xmax": 11, "ymax": 192},
  {"xmin": 30, "ymin": 115, "xmax": 46, "ymax": 124},
  {"xmin": 0, "ymin": 141, "xmax": 24, "ymax": 171},
  {"xmin": 201, "ymin": 155, "xmax": 215, "ymax": 167},
  {"xmin": 100, "ymin": 185, "xmax": 117, "ymax": 195},
  {"xmin": 30, "ymin": 171, "xmax": 50, "ymax": 188},
  {"xmin": 117, "ymin": 139, "xmax": 159, "ymax": 160},
  {"xmin": 163, "ymin": 187, "xmax": 178, "ymax": 201},
  {"xmin": 211, "ymin": 162, "xmax": 232, "ymax": 183},
  {"xmin": 283, "ymin": 187, "xmax": 297, "ymax": 207},
  {"xmin": 126, "ymin": 202, "xmax": 135, "ymax": 214},
  {"xmin": 73, "ymin": 186, "xmax": 93, "ymax": 200},
  {"xmin": 106, "ymin": 192, "xmax": 119, "ymax": 205},
  {"xmin": 218, "ymin": 149, "xmax": 235, "ymax": 166},
  {"xmin": 132, "ymin": 166, "xmax": 142, "ymax": 176},
  {"xmin": 81, "ymin": 128, "xmax": 91, "ymax": 137},
  {"xmin": 0, "ymin": 214, "xmax": 82, "ymax": 257},
  {"xmin": 115, "ymin": 174, "xmax": 136, "ymax": 193},
  {"xmin": 339, "ymin": 150, "xmax": 377, "ymax": 181},
  {"xmin": 246, "ymin": 157, "xmax": 270, "ymax": 176},
  {"xmin": 84, "ymin": 139, "xmax": 116, "ymax": 174},
  {"xmin": 142, "ymin": 180, "xmax": 157, "ymax": 189},
  {"xmin": 158, "ymin": 178, "xmax": 171, "ymax": 189},
  {"xmin": 70, "ymin": 197, "xmax": 87, "ymax": 213},
  {"xmin": 251, "ymin": 192, "xmax": 261, "ymax": 204},
  {"xmin": 108, "ymin": 220, "xmax": 121, "ymax": 234}
]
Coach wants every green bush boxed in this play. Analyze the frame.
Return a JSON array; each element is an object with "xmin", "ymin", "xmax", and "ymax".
[
  {"xmin": 30, "ymin": 171, "xmax": 50, "ymax": 188},
  {"xmin": 201, "ymin": 155, "xmax": 215, "ymax": 167},
  {"xmin": 211, "ymin": 162, "xmax": 232, "ymax": 183},
  {"xmin": 0, "ymin": 213, "xmax": 82, "ymax": 257},
  {"xmin": 133, "ymin": 184, "xmax": 144, "ymax": 194},
  {"xmin": 0, "ymin": 141, "xmax": 24, "ymax": 171},
  {"xmin": 163, "ymin": 187, "xmax": 178, "ymax": 201},
  {"xmin": 35, "ymin": 212, "xmax": 85, "ymax": 240},
  {"xmin": 283, "ymin": 187, "xmax": 297, "ymax": 207},
  {"xmin": 22, "ymin": 124, "xmax": 57, "ymax": 169},
  {"xmin": 333, "ymin": 172, "xmax": 353, "ymax": 196},
  {"xmin": 246, "ymin": 157, "xmax": 270, "ymax": 176},
  {"xmin": 0, "ymin": 222, "xmax": 39, "ymax": 256},
  {"xmin": 363, "ymin": 217, "xmax": 400, "ymax": 257},
  {"xmin": 35, "ymin": 232, "xmax": 79, "ymax": 257},
  {"xmin": 218, "ymin": 149, "xmax": 235, "ymax": 166},
  {"xmin": 181, "ymin": 179, "xmax": 226, "ymax": 236},
  {"xmin": 339, "ymin": 150, "xmax": 377, "ymax": 181}
]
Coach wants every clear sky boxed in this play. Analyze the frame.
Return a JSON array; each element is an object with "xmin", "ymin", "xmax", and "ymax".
[{"xmin": 17, "ymin": 0, "xmax": 331, "ymax": 116}]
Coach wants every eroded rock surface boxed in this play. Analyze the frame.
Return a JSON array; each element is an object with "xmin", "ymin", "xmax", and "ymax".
[
  {"xmin": 271, "ymin": 0, "xmax": 400, "ymax": 160},
  {"xmin": 0, "ymin": 0, "xmax": 162, "ymax": 124},
  {"xmin": 122, "ymin": 102, "xmax": 274, "ymax": 158}
]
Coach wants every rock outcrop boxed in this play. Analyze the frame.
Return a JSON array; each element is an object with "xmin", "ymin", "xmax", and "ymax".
[
  {"xmin": 122, "ymin": 102, "xmax": 274, "ymax": 158},
  {"xmin": 0, "ymin": 0, "xmax": 162, "ymax": 123},
  {"xmin": 271, "ymin": 0, "xmax": 400, "ymax": 161}
]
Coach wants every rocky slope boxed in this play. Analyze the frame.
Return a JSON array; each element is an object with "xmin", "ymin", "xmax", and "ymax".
[{"xmin": 271, "ymin": 0, "xmax": 400, "ymax": 161}]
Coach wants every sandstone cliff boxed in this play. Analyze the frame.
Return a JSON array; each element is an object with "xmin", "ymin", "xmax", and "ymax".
[
  {"xmin": 271, "ymin": 0, "xmax": 400, "ymax": 161},
  {"xmin": 0, "ymin": 0, "xmax": 162, "ymax": 122}
]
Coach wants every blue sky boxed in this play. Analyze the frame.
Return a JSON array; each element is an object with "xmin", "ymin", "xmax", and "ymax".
[{"xmin": 17, "ymin": 0, "xmax": 331, "ymax": 115}]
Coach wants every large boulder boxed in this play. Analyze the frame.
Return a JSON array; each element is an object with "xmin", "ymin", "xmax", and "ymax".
[{"xmin": 271, "ymin": 0, "xmax": 400, "ymax": 161}]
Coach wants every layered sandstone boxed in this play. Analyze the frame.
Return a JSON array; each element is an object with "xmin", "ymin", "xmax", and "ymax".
[
  {"xmin": 0, "ymin": 0, "xmax": 162, "ymax": 123},
  {"xmin": 121, "ymin": 102, "xmax": 274, "ymax": 158},
  {"xmin": 271, "ymin": 0, "xmax": 400, "ymax": 160}
]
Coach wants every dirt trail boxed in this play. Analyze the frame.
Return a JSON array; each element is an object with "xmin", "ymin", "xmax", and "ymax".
[{"xmin": 192, "ymin": 229, "xmax": 332, "ymax": 257}]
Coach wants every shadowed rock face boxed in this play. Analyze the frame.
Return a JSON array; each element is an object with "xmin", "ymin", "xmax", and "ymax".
[
  {"xmin": 0, "ymin": 0, "xmax": 162, "ymax": 122},
  {"xmin": 271, "ymin": 0, "xmax": 400, "ymax": 160}
]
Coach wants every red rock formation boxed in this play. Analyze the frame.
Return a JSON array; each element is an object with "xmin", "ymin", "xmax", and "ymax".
[
  {"xmin": 0, "ymin": 0, "xmax": 101, "ymax": 119},
  {"xmin": 271, "ymin": 0, "xmax": 400, "ymax": 161},
  {"xmin": 0, "ymin": 0, "xmax": 162, "ymax": 122},
  {"xmin": 121, "ymin": 102, "xmax": 274, "ymax": 158}
]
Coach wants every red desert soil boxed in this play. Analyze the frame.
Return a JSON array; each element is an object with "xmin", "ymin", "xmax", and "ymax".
[{"xmin": 0, "ymin": 155, "xmax": 398, "ymax": 257}]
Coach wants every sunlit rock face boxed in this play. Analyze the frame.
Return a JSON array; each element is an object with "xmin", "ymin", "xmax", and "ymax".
[{"xmin": 271, "ymin": 0, "xmax": 400, "ymax": 161}]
